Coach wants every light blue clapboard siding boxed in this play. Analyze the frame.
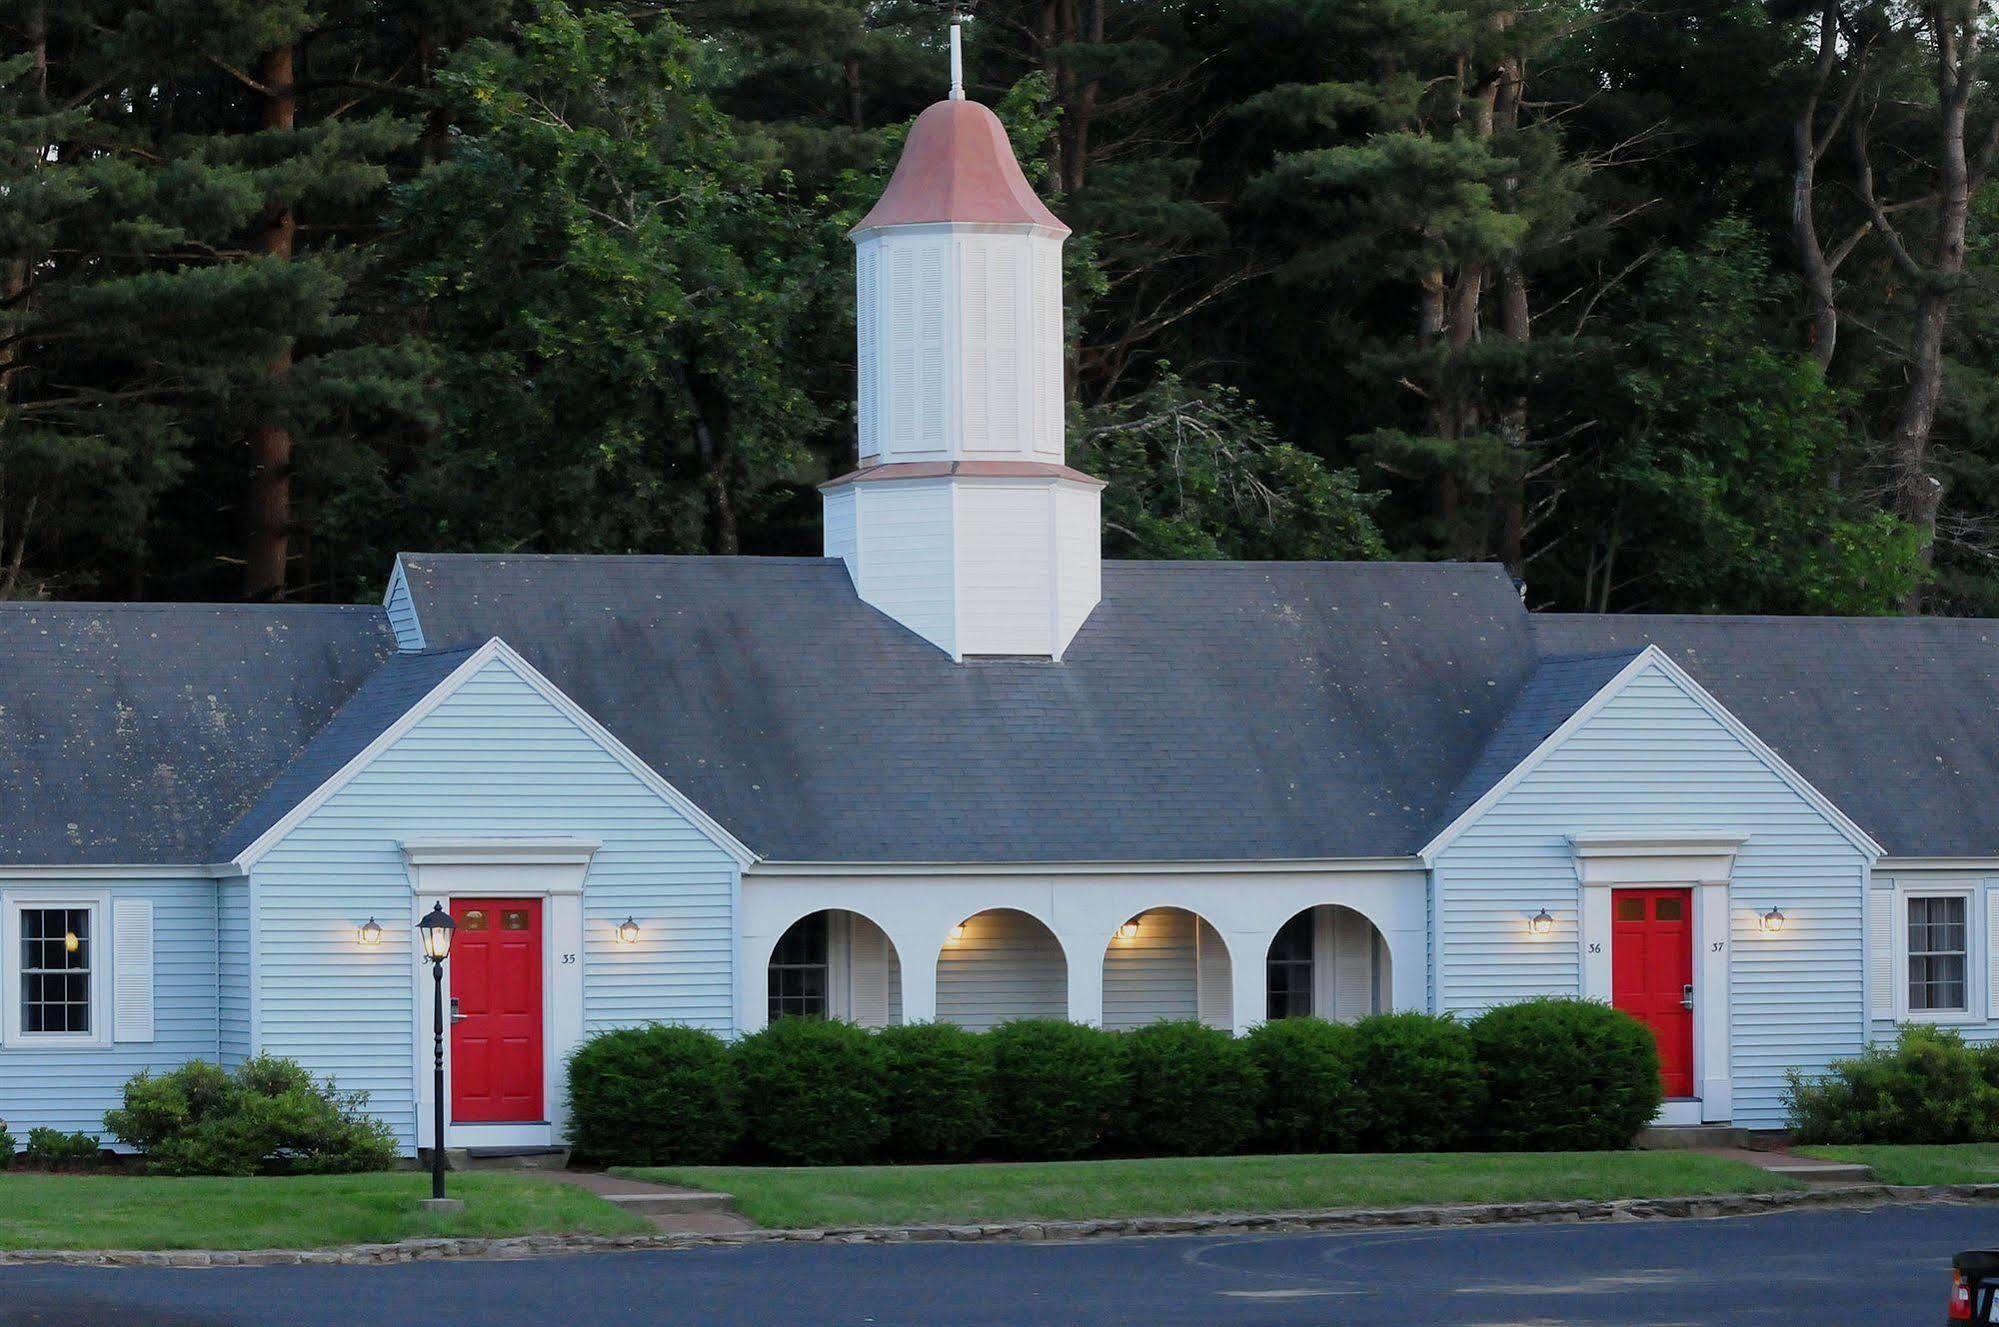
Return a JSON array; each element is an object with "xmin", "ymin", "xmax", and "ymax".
[
  {"xmin": 218, "ymin": 882, "xmax": 250, "ymax": 1067},
  {"xmin": 936, "ymin": 910, "xmax": 1066, "ymax": 1031},
  {"xmin": 1431, "ymin": 662, "xmax": 1870, "ymax": 1129},
  {"xmin": 0, "ymin": 879, "xmax": 219, "ymax": 1141},
  {"xmin": 1104, "ymin": 908, "xmax": 1198, "ymax": 1031},
  {"xmin": 250, "ymin": 655, "xmax": 740, "ymax": 1149},
  {"xmin": 383, "ymin": 560, "xmax": 426, "ymax": 651}
]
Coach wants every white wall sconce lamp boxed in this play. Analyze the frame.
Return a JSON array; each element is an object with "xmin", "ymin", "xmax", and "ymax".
[
  {"xmin": 357, "ymin": 917, "xmax": 383, "ymax": 946},
  {"xmin": 1529, "ymin": 909, "xmax": 1555, "ymax": 937},
  {"xmin": 947, "ymin": 922, "xmax": 967, "ymax": 942},
  {"xmin": 1116, "ymin": 919, "xmax": 1141, "ymax": 942},
  {"xmin": 616, "ymin": 917, "xmax": 641, "ymax": 945},
  {"xmin": 1760, "ymin": 907, "xmax": 1786, "ymax": 934}
]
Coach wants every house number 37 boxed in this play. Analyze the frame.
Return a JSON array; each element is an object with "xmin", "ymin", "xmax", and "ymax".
[{"xmin": 561, "ymin": 953, "xmax": 577, "ymax": 965}]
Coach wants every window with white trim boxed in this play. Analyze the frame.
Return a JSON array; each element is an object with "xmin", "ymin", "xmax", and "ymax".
[
  {"xmin": 1908, "ymin": 894, "xmax": 1970, "ymax": 1014},
  {"xmin": 19, "ymin": 904, "xmax": 96, "ymax": 1036}
]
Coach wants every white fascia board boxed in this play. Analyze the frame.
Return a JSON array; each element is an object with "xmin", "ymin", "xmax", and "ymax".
[
  {"xmin": 748, "ymin": 856, "xmax": 1425, "ymax": 878},
  {"xmin": 1419, "ymin": 645, "xmax": 1884, "ymax": 864},
  {"xmin": 232, "ymin": 637, "xmax": 757, "ymax": 873},
  {"xmin": 1876, "ymin": 857, "xmax": 1999, "ymax": 871},
  {"xmin": 0, "ymin": 863, "xmax": 237, "ymax": 879}
]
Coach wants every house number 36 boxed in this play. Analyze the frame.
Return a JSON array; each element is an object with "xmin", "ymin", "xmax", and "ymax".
[{"xmin": 561, "ymin": 953, "xmax": 577, "ymax": 965}]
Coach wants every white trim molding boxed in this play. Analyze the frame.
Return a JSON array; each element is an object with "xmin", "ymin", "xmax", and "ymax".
[
  {"xmin": 1890, "ymin": 879, "xmax": 1983, "ymax": 1025},
  {"xmin": 232, "ymin": 636, "xmax": 756, "ymax": 872},
  {"xmin": 1571, "ymin": 833, "xmax": 1741, "ymax": 1124},
  {"xmin": 404, "ymin": 838, "xmax": 595, "ymax": 1149},
  {"xmin": 0, "ymin": 887, "xmax": 113, "ymax": 1050}
]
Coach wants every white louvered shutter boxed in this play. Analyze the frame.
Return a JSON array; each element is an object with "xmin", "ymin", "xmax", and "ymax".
[
  {"xmin": 1986, "ymin": 885, "xmax": 1999, "ymax": 1020},
  {"xmin": 113, "ymin": 899, "xmax": 155, "ymax": 1043},
  {"xmin": 849, "ymin": 915, "xmax": 891, "ymax": 1029},
  {"xmin": 1332, "ymin": 909, "xmax": 1375, "ymax": 1022},
  {"xmin": 1867, "ymin": 889, "xmax": 1896, "ymax": 1021}
]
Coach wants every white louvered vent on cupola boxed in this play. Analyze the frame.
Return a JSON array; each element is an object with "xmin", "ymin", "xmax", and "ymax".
[{"xmin": 824, "ymin": 21, "xmax": 1103, "ymax": 661}]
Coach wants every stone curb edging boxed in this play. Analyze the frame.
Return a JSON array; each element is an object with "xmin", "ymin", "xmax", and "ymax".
[{"xmin": 7, "ymin": 1182, "xmax": 1998, "ymax": 1268}]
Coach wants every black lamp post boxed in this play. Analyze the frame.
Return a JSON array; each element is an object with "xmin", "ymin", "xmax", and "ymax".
[{"xmin": 417, "ymin": 902, "xmax": 456, "ymax": 1203}]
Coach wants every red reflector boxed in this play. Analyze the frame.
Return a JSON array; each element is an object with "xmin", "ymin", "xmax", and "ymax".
[{"xmin": 1951, "ymin": 1269, "xmax": 1975, "ymax": 1320}]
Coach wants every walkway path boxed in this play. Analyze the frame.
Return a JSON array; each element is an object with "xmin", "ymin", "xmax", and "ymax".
[{"xmin": 529, "ymin": 1169, "xmax": 754, "ymax": 1235}]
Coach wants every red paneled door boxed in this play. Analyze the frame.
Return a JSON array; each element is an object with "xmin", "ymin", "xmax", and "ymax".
[
  {"xmin": 1611, "ymin": 888, "xmax": 1695, "ymax": 1098},
  {"xmin": 450, "ymin": 899, "xmax": 545, "ymax": 1123}
]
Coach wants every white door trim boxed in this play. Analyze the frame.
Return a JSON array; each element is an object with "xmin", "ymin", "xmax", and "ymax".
[
  {"xmin": 404, "ymin": 841, "xmax": 594, "ymax": 1150},
  {"xmin": 1573, "ymin": 833, "xmax": 1739, "ymax": 1124}
]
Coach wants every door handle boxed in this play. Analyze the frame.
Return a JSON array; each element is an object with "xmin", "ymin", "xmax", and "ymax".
[
  {"xmin": 449, "ymin": 997, "xmax": 468, "ymax": 1025},
  {"xmin": 1680, "ymin": 984, "xmax": 1695, "ymax": 1010}
]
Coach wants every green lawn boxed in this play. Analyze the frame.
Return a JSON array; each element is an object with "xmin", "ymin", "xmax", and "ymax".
[
  {"xmin": 1796, "ymin": 1143, "xmax": 1999, "ymax": 1186},
  {"xmin": 0, "ymin": 1171, "xmax": 650, "ymax": 1251},
  {"xmin": 625, "ymin": 1151, "xmax": 1800, "ymax": 1230}
]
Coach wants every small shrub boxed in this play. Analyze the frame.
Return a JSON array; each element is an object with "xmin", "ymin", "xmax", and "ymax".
[
  {"xmin": 1470, "ymin": 999, "xmax": 1663, "ymax": 1150},
  {"xmin": 105, "ymin": 1056, "xmax": 396, "ymax": 1175},
  {"xmin": 733, "ymin": 1018, "xmax": 888, "ymax": 1164},
  {"xmin": 22, "ymin": 1128, "xmax": 99, "ymax": 1169},
  {"xmin": 1244, "ymin": 1017, "xmax": 1363, "ymax": 1153},
  {"xmin": 1349, "ymin": 1012, "xmax": 1483, "ymax": 1152},
  {"xmin": 987, "ymin": 1019, "xmax": 1126, "ymax": 1160},
  {"xmin": 1788, "ymin": 1024, "xmax": 1999, "ymax": 1144},
  {"xmin": 567, "ymin": 1025, "xmax": 740, "ymax": 1166},
  {"xmin": 0, "ymin": 1123, "xmax": 12, "ymax": 1166},
  {"xmin": 875, "ymin": 1023, "xmax": 994, "ymax": 1161},
  {"xmin": 1118, "ymin": 1021, "xmax": 1260, "ymax": 1156}
]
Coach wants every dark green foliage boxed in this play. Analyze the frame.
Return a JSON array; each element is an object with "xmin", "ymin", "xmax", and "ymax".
[
  {"xmin": 874, "ymin": 1022, "xmax": 994, "ymax": 1162},
  {"xmin": 1470, "ymin": 999, "xmax": 1662, "ymax": 1150},
  {"xmin": 567, "ymin": 1025, "xmax": 741, "ymax": 1166},
  {"xmin": 22, "ymin": 1128, "xmax": 100, "ymax": 1169},
  {"xmin": 1244, "ymin": 1017, "xmax": 1364, "ymax": 1153},
  {"xmin": 1117, "ymin": 1021, "xmax": 1261, "ymax": 1156},
  {"xmin": 986, "ymin": 1020, "xmax": 1127, "ymax": 1160},
  {"xmin": 1788, "ymin": 1025, "xmax": 1999, "ymax": 1144},
  {"xmin": 1348, "ymin": 1013, "xmax": 1483, "ymax": 1152},
  {"xmin": 733, "ymin": 1017, "xmax": 888, "ymax": 1164},
  {"xmin": 104, "ymin": 1056, "xmax": 396, "ymax": 1176}
]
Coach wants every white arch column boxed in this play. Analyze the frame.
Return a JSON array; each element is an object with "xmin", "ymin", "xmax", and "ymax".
[{"xmin": 1230, "ymin": 928, "xmax": 1273, "ymax": 1035}]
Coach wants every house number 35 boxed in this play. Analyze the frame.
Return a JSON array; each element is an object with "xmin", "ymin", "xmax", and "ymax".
[{"xmin": 561, "ymin": 953, "xmax": 577, "ymax": 965}]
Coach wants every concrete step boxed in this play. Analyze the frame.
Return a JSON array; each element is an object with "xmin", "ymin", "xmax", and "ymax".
[
  {"xmin": 602, "ymin": 1190, "xmax": 738, "ymax": 1217},
  {"xmin": 1635, "ymin": 1126, "xmax": 1752, "ymax": 1151},
  {"xmin": 1757, "ymin": 1161, "xmax": 1874, "ymax": 1185},
  {"xmin": 440, "ymin": 1145, "xmax": 572, "ymax": 1172}
]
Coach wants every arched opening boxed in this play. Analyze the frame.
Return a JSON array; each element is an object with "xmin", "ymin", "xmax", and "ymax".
[
  {"xmin": 1265, "ymin": 905, "xmax": 1391, "ymax": 1023},
  {"xmin": 936, "ymin": 908, "xmax": 1066, "ymax": 1031},
  {"xmin": 1101, "ymin": 907, "xmax": 1233, "ymax": 1031},
  {"xmin": 767, "ymin": 910, "xmax": 902, "ymax": 1028}
]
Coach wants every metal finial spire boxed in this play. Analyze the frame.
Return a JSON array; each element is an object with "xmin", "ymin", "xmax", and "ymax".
[{"xmin": 948, "ymin": 18, "xmax": 965, "ymax": 99}]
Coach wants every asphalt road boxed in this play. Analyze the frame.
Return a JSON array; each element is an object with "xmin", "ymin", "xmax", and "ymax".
[{"xmin": 2, "ymin": 1201, "xmax": 1992, "ymax": 1326}]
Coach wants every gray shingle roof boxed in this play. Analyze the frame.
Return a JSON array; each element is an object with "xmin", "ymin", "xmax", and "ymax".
[
  {"xmin": 0, "ymin": 603, "xmax": 397, "ymax": 865},
  {"xmin": 398, "ymin": 554, "xmax": 1539, "ymax": 861},
  {"xmin": 10, "ymin": 557, "xmax": 1999, "ymax": 867}
]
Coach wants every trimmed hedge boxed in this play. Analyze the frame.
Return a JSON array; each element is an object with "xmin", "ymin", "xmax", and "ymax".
[
  {"xmin": 1788, "ymin": 1024, "xmax": 1999, "ymax": 1144},
  {"xmin": 1349, "ymin": 1013, "xmax": 1483, "ymax": 1152},
  {"xmin": 734, "ymin": 1017, "xmax": 889, "ymax": 1164},
  {"xmin": 987, "ymin": 1019, "xmax": 1126, "ymax": 1160},
  {"xmin": 1470, "ymin": 998, "xmax": 1662, "ymax": 1150},
  {"xmin": 561, "ymin": 1007, "xmax": 1675, "ymax": 1165},
  {"xmin": 1119, "ymin": 1020, "xmax": 1260, "ymax": 1156},
  {"xmin": 875, "ymin": 1022, "xmax": 994, "ymax": 1161},
  {"xmin": 567, "ymin": 1024, "xmax": 740, "ymax": 1165},
  {"xmin": 1244, "ymin": 1016, "xmax": 1362, "ymax": 1153}
]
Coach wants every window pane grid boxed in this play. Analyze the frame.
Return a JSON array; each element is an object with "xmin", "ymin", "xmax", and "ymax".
[
  {"xmin": 1909, "ymin": 896, "xmax": 1969, "ymax": 1013},
  {"xmin": 768, "ymin": 913, "xmax": 830, "ymax": 1021},
  {"xmin": 1266, "ymin": 913, "xmax": 1314, "ymax": 1020},
  {"xmin": 20, "ymin": 906, "xmax": 92, "ymax": 1035}
]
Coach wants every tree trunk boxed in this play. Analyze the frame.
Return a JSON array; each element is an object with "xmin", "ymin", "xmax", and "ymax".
[
  {"xmin": 844, "ymin": 52, "xmax": 864, "ymax": 132},
  {"xmin": 243, "ymin": 44, "xmax": 297, "ymax": 601}
]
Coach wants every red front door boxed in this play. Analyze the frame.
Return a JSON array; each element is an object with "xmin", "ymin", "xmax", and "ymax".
[
  {"xmin": 450, "ymin": 898, "xmax": 545, "ymax": 1123},
  {"xmin": 1611, "ymin": 887, "xmax": 1695, "ymax": 1098}
]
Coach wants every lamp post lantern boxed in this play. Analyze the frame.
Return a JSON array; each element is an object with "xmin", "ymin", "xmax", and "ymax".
[{"xmin": 417, "ymin": 902, "xmax": 456, "ymax": 1206}]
